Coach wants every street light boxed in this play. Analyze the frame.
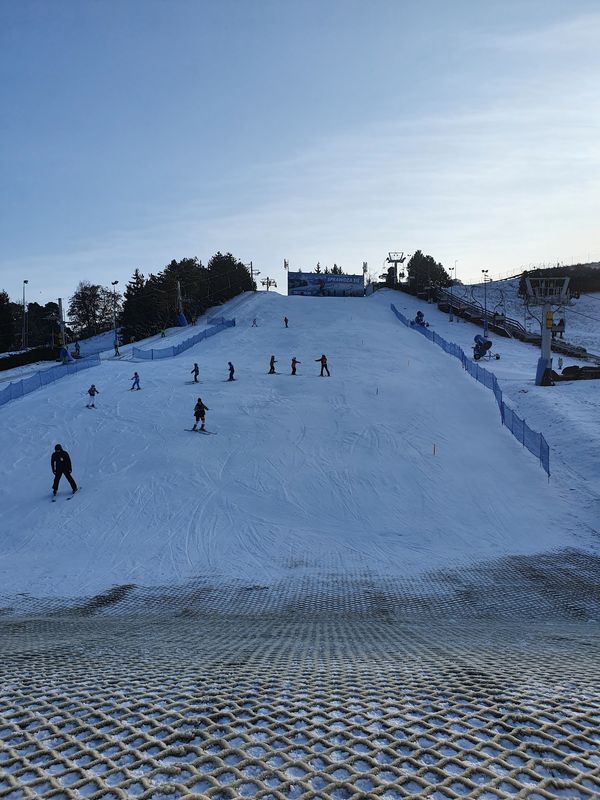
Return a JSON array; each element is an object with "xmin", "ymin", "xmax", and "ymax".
[
  {"xmin": 448, "ymin": 264, "xmax": 455, "ymax": 322},
  {"xmin": 481, "ymin": 269, "xmax": 489, "ymax": 337},
  {"xmin": 111, "ymin": 281, "xmax": 119, "ymax": 351},
  {"xmin": 22, "ymin": 279, "xmax": 29, "ymax": 349}
]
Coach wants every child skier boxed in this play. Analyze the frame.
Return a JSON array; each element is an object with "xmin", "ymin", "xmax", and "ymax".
[
  {"xmin": 192, "ymin": 397, "xmax": 209, "ymax": 431},
  {"xmin": 291, "ymin": 357, "xmax": 301, "ymax": 375},
  {"xmin": 191, "ymin": 363, "xmax": 199, "ymax": 383},
  {"xmin": 51, "ymin": 444, "xmax": 78, "ymax": 497},
  {"xmin": 316, "ymin": 354, "xmax": 330, "ymax": 376},
  {"xmin": 251, "ymin": 318, "xmax": 257, "ymax": 327},
  {"xmin": 130, "ymin": 372, "xmax": 141, "ymax": 390},
  {"xmin": 269, "ymin": 355, "xmax": 277, "ymax": 374},
  {"xmin": 284, "ymin": 316, "xmax": 289, "ymax": 328},
  {"xmin": 86, "ymin": 385, "xmax": 99, "ymax": 408},
  {"xmin": 228, "ymin": 362, "xmax": 235, "ymax": 381}
]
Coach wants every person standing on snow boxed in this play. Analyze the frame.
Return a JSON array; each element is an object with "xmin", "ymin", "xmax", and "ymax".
[
  {"xmin": 192, "ymin": 397, "xmax": 209, "ymax": 431},
  {"xmin": 269, "ymin": 355, "xmax": 277, "ymax": 374},
  {"xmin": 114, "ymin": 340, "xmax": 120, "ymax": 357},
  {"xmin": 86, "ymin": 384, "xmax": 99, "ymax": 408},
  {"xmin": 316, "ymin": 354, "xmax": 330, "ymax": 376},
  {"xmin": 251, "ymin": 318, "xmax": 257, "ymax": 327},
  {"xmin": 51, "ymin": 444, "xmax": 78, "ymax": 496},
  {"xmin": 284, "ymin": 316, "xmax": 289, "ymax": 328},
  {"xmin": 130, "ymin": 372, "xmax": 141, "ymax": 390},
  {"xmin": 191, "ymin": 363, "xmax": 200, "ymax": 383},
  {"xmin": 228, "ymin": 362, "xmax": 235, "ymax": 381},
  {"xmin": 291, "ymin": 357, "xmax": 301, "ymax": 375}
]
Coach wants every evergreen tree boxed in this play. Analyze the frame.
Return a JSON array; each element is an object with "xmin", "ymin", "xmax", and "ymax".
[
  {"xmin": 121, "ymin": 270, "xmax": 154, "ymax": 341},
  {"xmin": 0, "ymin": 290, "xmax": 16, "ymax": 352},
  {"xmin": 405, "ymin": 251, "xmax": 451, "ymax": 294}
]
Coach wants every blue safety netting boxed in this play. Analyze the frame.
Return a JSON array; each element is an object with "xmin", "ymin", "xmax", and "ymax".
[
  {"xmin": 390, "ymin": 303, "xmax": 550, "ymax": 477},
  {"xmin": 0, "ymin": 355, "xmax": 101, "ymax": 408},
  {"xmin": 131, "ymin": 319, "xmax": 235, "ymax": 360}
]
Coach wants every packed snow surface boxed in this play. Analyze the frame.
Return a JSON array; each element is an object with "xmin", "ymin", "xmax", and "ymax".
[{"xmin": 0, "ymin": 291, "xmax": 597, "ymax": 601}]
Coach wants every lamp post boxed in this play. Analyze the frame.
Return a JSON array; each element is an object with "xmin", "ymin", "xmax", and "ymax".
[
  {"xmin": 22, "ymin": 279, "xmax": 29, "ymax": 349},
  {"xmin": 111, "ymin": 280, "xmax": 119, "ymax": 349},
  {"xmin": 247, "ymin": 261, "xmax": 260, "ymax": 290},
  {"xmin": 481, "ymin": 269, "xmax": 489, "ymax": 337},
  {"xmin": 448, "ymin": 264, "xmax": 455, "ymax": 322}
]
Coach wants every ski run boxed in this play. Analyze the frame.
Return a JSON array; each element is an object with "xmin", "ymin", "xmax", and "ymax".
[{"xmin": 0, "ymin": 289, "xmax": 598, "ymax": 605}]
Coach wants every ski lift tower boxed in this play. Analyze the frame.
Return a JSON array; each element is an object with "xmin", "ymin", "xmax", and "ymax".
[
  {"xmin": 386, "ymin": 252, "xmax": 407, "ymax": 286},
  {"xmin": 261, "ymin": 277, "xmax": 278, "ymax": 292},
  {"xmin": 525, "ymin": 276, "xmax": 570, "ymax": 386}
]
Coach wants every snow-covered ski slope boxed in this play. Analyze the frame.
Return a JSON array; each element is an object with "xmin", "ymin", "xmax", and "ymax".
[{"xmin": 0, "ymin": 290, "xmax": 597, "ymax": 607}]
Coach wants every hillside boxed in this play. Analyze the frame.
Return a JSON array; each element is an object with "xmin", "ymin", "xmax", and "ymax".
[{"xmin": 0, "ymin": 291, "xmax": 597, "ymax": 614}]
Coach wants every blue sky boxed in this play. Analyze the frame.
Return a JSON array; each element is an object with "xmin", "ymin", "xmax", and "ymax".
[{"xmin": 1, "ymin": 0, "xmax": 599, "ymax": 303}]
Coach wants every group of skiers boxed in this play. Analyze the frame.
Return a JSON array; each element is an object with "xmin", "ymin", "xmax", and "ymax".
[
  {"xmin": 55, "ymin": 313, "xmax": 330, "ymax": 494},
  {"xmin": 267, "ymin": 354, "xmax": 329, "ymax": 376},
  {"xmin": 85, "ymin": 373, "xmax": 140, "ymax": 407}
]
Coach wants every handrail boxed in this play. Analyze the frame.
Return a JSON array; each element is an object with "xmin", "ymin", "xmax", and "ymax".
[{"xmin": 437, "ymin": 288, "xmax": 530, "ymax": 339}]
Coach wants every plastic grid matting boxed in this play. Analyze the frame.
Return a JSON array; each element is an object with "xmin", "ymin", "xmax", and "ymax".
[{"xmin": 1, "ymin": 616, "xmax": 599, "ymax": 800}]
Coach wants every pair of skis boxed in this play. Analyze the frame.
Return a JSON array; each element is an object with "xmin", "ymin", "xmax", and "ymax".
[
  {"xmin": 51, "ymin": 488, "xmax": 81, "ymax": 502},
  {"xmin": 185, "ymin": 429, "xmax": 217, "ymax": 435}
]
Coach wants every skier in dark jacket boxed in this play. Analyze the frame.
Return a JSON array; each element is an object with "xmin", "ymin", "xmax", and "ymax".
[
  {"xmin": 291, "ymin": 357, "xmax": 301, "ymax": 375},
  {"xmin": 130, "ymin": 372, "xmax": 141, "ymax": 390},
  {"xmin": 269, "ymin": 355, "xmax": 277, "ymax": 374},
  {"xmin": 284, "ymin": 316, "xmax": 289, "ymax": 328},
  {"xmin": 228, "ymin": 362, "xmax": 235, "ymax": 381},
  {"xmin": 51, "ymin": 444, "xmax": 78, "ymax": 496},
  {"xmin": 316, "ymin": 354, "xmax": 330, "ymax": 376},
  {"xmin": 192, "ymin": 398, "xmax": 209, "ymax": 431},
  {"xmin": 191, "ymin": 363, "xmax": 199, "ymax": 383},
  {"xmin": 86, "ymin": 385, "xmax": 99, "ymax": 408}
]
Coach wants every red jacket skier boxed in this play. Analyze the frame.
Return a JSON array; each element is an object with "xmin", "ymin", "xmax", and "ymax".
[{"xmin": 315, "ymin": 354, "xmax": 330, "ymax": 376}]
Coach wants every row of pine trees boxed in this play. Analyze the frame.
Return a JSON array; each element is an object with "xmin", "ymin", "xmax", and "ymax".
[{"xmin": 0, "ymin": 253, "xmax": 254, "ymax": 352}]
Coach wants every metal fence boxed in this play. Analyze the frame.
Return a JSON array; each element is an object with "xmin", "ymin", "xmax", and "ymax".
[
  {"xmin": 131, "ymin": 319, "xmax": 235, "ymax": 360},
  {"xmin": 0, "ymin": 355, "xmax": 101, "ymax": 408},
  {"xmin": 390, "ymin": 304, "xmax": 550, "ymax": 477}
]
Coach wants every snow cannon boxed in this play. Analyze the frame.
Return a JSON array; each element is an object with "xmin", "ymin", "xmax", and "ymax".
[{"xmin": 473, "ymin": 334, "xmax": 499, "ymax": 361}]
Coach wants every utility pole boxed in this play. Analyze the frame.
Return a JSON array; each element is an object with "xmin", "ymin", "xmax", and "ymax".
[
  {"xmin": 57, "ymin": 298, "xmax": 66, "ymax": 348},
  {"xmin": 481, "ymin": 269, "xmax": 489, "ymax": 337},
  {"xmin": 248, "ymin": 261, "xmax": 260, "ymax": 289},
  {"xmin": 448, "ymin": 264, "xmax": 456, "ymax": 322},
  {"xmin": 177, "ymin": 280, "xmax": 184, "ymax": 316},
  {"xmin": 111, "ymin": 280, "xmax": 119, "ymax": 348},
  {"xmin": 22, "ymin": 279, "xmax": 29, "ymax": 349}
]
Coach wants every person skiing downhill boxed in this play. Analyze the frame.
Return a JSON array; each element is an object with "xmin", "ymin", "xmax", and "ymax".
[
  {"xmin": 191, "ymin": 363, "xmax": 199, "ymax": 383},
  {"xmin": 284, "ymin": 316, "xmax": 289, "ymax": 328},
  {"xmin": 228, "ymin": 362, "xmax": 235, "ymax": 381},
  {"xmin": 269, "ymin": 355, "xmax": 277, "ymax": 374},
  {"xmin": 251, "ymin": 319, "xmax": 257, "ymax": 327},
  {"xmin": 316, "ymin": 354, "xmax": 330, "ymax": 376},
  {"xmin": 291, "ymin": 357, "xmax": 301, "ymax": 375},
  {"xmin": 86, "ymin": 385, "xmax": 99, "ymax": 407},
  {"xmin": 192, "ymin": 397, "xmax": 209, "ymax": 431},
  {"xmin": 51, "ymin": 444, "xmax": 78, "ymax": 496},
  {"xmin": 130, "ymin": 372, "xmax": 141, "ymax": 390}
]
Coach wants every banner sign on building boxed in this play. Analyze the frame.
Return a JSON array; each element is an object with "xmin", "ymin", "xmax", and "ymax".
[{"xmin": 287, "ymin": 271, "xmax": 364, "ymax": 297}]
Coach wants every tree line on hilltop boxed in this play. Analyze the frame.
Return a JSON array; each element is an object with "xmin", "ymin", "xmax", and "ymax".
[{"xmin": 0, "ymin": 252, "xmax": 253, "ymax": 352}]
